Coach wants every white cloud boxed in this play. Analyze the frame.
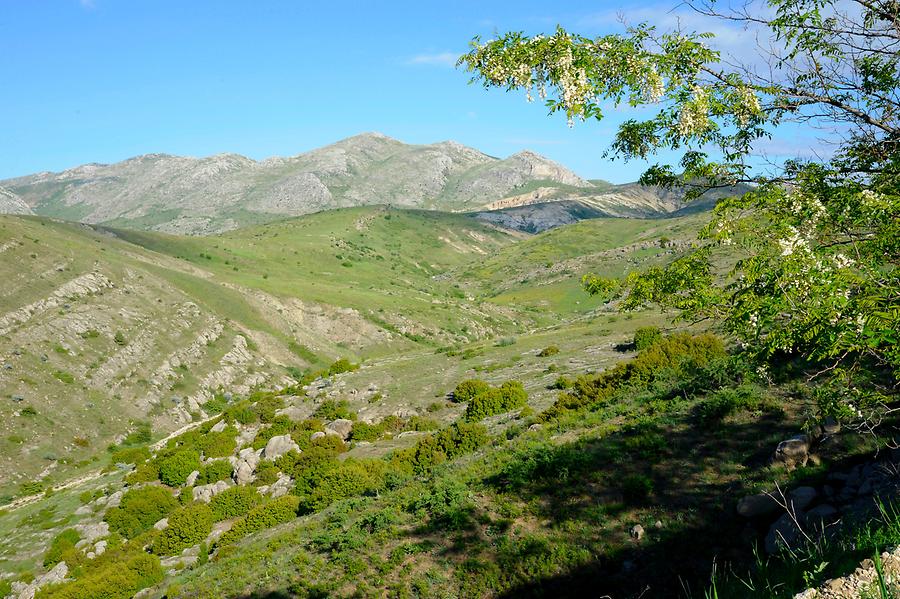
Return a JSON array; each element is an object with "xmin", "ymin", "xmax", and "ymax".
[{"xmin": 406, "ymin": 52, "xmax": 459, "ymax": 67}]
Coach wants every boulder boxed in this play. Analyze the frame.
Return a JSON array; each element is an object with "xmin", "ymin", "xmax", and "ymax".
[
  {"xmin": 209, "ymin": 420, "xmax": 226, "ymax": 434},
  {"xmin": 14, "ymin": 561, "xmax": 68, "ymax": 599},
  {"xmin": 822, "ymin": 416, "xmax": 841, "ymax": 435},
  {"xmin": 805, "ymin": 504, "xmax": 839, "ymax": 528},
  {"xmin": 737, "ymin": 493, "xmax": 780, "ymax": 518},
  {"xmin": 153, "ymin": 518, "xmax": 169, "ymax": 531},
  {"xmin": 789, "ymin": 486, "xmax": 818, "ymax": 511},
  {"xmin": 105, "ymin": 490, "xmax": 123, "ymax": 508},
  {"xmin": 773, "ymin": 435, "xmax": 811, "ymax": 469},
  {"xmin": 275, "ymin": 406, "xmax": 308, "ymax": 422},
  {"xmin": 765, "ymin": 512, "xmax": 804, "ymax": 554},
  {"xmin": 630, "ymin": 524, "xmax": 645, "ymax": 541},
  {"xmin": 232, "ymin": 447, "xmax": 262, "ymax": 485},
  {"xmin": 310, "ymin": 431, "xmax": 326, "ymax": 441},
  {"xmin": 263, "ymin": 435, "xmax": 300, "ymax": 460},
  {"xmin": 267, "ymin": 474, "xmax": 293, "ymax": 498},
  {"xmin": 193, "ymin": 480, "xmax": 231, "ymax": 503},
  {"xmin": 325, "ymin": 419, "xmax": 353, "ymax": 440},
  {"xmin": 206, "ymin": 521, "xmax": 233, "ymax": 545},
  {"xmin": 185, "ymin": 470, "xmax": 200, "ymax": 487},
  {"xmin": 75, "ymin": 521, "xmax": 109, "ymax": 544},
  {"xmin": 93, "ymin": 540, "xmax": 107, "ymax": 556}
]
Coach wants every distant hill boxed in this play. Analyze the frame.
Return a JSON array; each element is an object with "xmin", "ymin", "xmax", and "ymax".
[
  {"xmin": 0, "ymin": 134, "xmax": 743, "ymax": 235},
  {"xmin": 1, "ymin": 133, "xmax": 593, "ymax": 234}
]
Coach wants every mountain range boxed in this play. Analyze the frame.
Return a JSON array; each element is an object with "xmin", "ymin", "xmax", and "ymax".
[{"xmin": 0, "ymin": 133, "xmax": 724, "ymax": 235}]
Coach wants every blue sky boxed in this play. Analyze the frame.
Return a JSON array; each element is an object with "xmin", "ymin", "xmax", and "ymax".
[{"xmin": 0, "ymin": 1, "xmax": 819, "ymax": 182}]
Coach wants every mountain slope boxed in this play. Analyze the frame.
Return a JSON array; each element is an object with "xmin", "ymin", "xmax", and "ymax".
[
  {"xmin": 2, "ymin": 134, "xmax": 592, "ymax": 234},
  {"xmin": 0, "ymin": 187, "xmax": 31, "ymax": 215}
]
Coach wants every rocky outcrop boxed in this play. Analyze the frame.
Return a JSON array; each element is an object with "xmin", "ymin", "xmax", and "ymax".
[
  {"xmin": 795, "ymin": 546, "xmax": 900, "ymax": 598},
  {"xmin": 193, "ymin": 480, "xmax": 231, "ymax": 503},
  {"xmin": 232, "ymin": 448, "xmax": 262, "ymax": 485},
  {"xmin": 12, "ymin": 561, "xmax": 68, "ymax": 599},
  {"xmin": 325, "ymin": 419, "xmax": 353, "ymax": 440},
  {"xmin": 263, "ymin": 435, "xmax": 300, "ymax": 460}
]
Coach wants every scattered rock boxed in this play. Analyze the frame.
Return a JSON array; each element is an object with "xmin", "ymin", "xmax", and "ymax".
[
  {"xmin": 310, "ymin": 431, "xmax": 326, "ymax": 441},
  {"xmin": 209, "ymin": 420, "xmax": 226, "ymax": 434},
  {"xmin": 263, "ymin": 434, "xmax": 300, "ymax": 460},
  {"xmin": 185, "ymin": 470, "xmax": 200, "ymax": 487},
  {"xmin": 773, "ymin": 434, "xmax": 811, "ymax": 470},
  {"xmin": 106, "ymin": 490, "xmax": 123, "ymax": 508},
  {"xmin": 193, "ymin": 480, "xmax": 231, "ymax": 503},
  {"xmin": 232, "ymin": 447, "xmax": 262, "ymax": 485},
  {"xmin": 75, "ymin": 521, "xmax": 109, "ymax": 544},
  {"xmin": 737, "ymin": 493, "xmax": 781, "ymax": 518},
  {"xmin": 789, "ymin": 486, "xmax": 818, "ymax": 511},
  {"xmin": 93, "ymin": 540, "xmax": 107, "ymax": 556},
  {"xmin": 765, "ymin": 512, "xmax": 804, "ymax": 554},
  {"xmin": 153, "ymin": 518, "xmax": 169, "ymax": 531},
  {"xmin": 12, "ymin": 561, "xmax": 68, "ymax": 599},
  {"xmin": 325, "ymin": 419, "xmax": 353, "ymax": 440},
  {"xmin": 267, "ymin": 474, "xmax": 293, "ymax": 498},
  {"xmin": 630, "ymin": 524, "xmax": 645, "ymax": 541}
]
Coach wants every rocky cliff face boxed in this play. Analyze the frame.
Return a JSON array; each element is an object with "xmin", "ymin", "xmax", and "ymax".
[
  {"xmin": 0, "ymin": 187, "xmax": 32, "ymax": 215},
  {"xmin": 2, "ymin": 133, "xmax": 593, "ymax": 234}
]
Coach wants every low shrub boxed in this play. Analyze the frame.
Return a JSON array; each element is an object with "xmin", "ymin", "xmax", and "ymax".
[
  {"xmin": 465, "ymin": 381, "xmax": 528, "ymax": 421},
  {"xmin": 327, "ymin": 358, "xmax": 358, "ymax": 376},
  {"xmin": 104, "ymin": 486, "xmax": 178, "ymax": 539},
  {"xmin": 298, "ymin": 459, "xmax": 387, "ymax": 514},
  {"xmin": 696, "ymin": 384, "xmax": 770, "ymax": 423},
  {"xmin": 209, "ymin": 486, "xmax": 261, "ymax": 521},
  {"xmin": 253, "ymin": 461, "xmax": 280, "ymax": 486},
  {"xmin": 196, "ymin": 460, "xmax": 233, "ymax": 485},
  {"xmin": 38, "ymin": 550, "xmax": 163, "ymax": 599},
  {"xmin": 217, "ymin": 495, "xmax": 300, "ymax": 546},
  {"xmin": 313, "ymin": 399, "xmax": 354, "ymax": 421},
  {"xmin": 43, "ymin": 528, "xmax": 80, "ymax": 567},
  {"xmin": 157, "ymin": 450, "xmax": 201, "ymax": 487},
  {"xmin": 200, "ymin": 428, "xmax": 237, "ymax": 458},
  {"xmin": 537, "ymin": 346, "xmax": 560, "ymax": 357},
  {"xmin": 452, "ymin": 379, "xmax": 491, "ymax": 403},
  {"xmin": 152, "ymin": 503, "xmax": 214, "ymax": 555},
  {"xmin": 633, "ymin": 326, "xmax": 663, "ymax": 351},
  {"xmin": 109, "ymin": 446, "xmax": 150, "ymax": 466},
  {"xmin": 622, "ymin": 474, "xmax": 654, "ymax": 504}
]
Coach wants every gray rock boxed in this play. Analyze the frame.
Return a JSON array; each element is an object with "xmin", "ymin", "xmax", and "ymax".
[
  {"xmin": 267, "ymin": 474, "xmax": 293, "ymax": 498},
  {"xmin": 14, "ymin": 561, "xmax": 68, "ymax": 599},
  {"xmin": 630, "ymin": 524, "xmax": 645, "ymax": 541},
  {"xmin": 209, "ymin": 420, "xmax": 226, "ymax": 434},
  {"xmin": 325, "ymin": 419, "xmax": 353, "ymax": 440},
  {"xmin": 105, "ymin": 490, "xmax": 123, "ymax": 508},
  {"xmin": 153, "ymin": 518, "xmax": 169, "ymax": 531},
  {"xmin": 75, "ymin": 521, "xmax": 109, "ymax": 544},
  {"xmin": 765, "ymin": 512, "xmax": 804, "ymax": 554},
  {"xmin": 773, "ymin": 435, "xmax": 811, "ymax": 469},
  {"xmin": 93, "ymin": 540, "xmax": 107, "ymax": 556},
  {"xmin": 737, "ymin": 493, "xmax": 780, "ymax": 518},
  {"xmin": 185, "ymin": 470, "xmax": 200, "ymax": 487},
  {"xmin": 232, "ymin": 447, "xmax": 262, "ymax": 485},
  {"xmin": 805, "ymin": 504, "xmax": 839, "ymax": 528},
  {"xmin": 822, "ymin": 416, "xmax": 840, "ymax": 435},
  {"xmin": 789, "ymin": 486, "xmax": 818, "ymax": 511},
  {"xmin": 193, "ymin": 480, "xmax": 231, "ymax": 503},
  {"xmin": 310, "ymin": 431, "xmax": 326, "ymax": 441},
  {"xmin": 263, "ymin": 434, "xmax": 300, "ymax": 460}
]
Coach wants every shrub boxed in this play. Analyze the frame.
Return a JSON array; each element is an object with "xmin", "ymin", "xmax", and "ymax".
[
  {"xmin": 327, "ymin": 358, "xmax": 358, "ymax": 376},
  {"xmin": 110, "ymin": 446, "xmax": 150, "ymax": 466},
  {"xmin": 452, "ymin": 379, "xmax": 491, "ymax": 403},
  {"xmin": 633, "ymin": 326, "xmax": 663, "ymax": 351},
  {"xmin": 200, "ymin": 429, "xmax": 236, "ymax": 458},
  {"xmin": 298, "ymin": 460, "xmax": 386, "ymax": 513},
  {"xmin": 125, "ymin": 462, "xmax": 159, "ymax": 485},
  {"xmin": 313, "ymin": 399, "xmax": 354, "ymax": 421},
  {"xmin": 696, "ymin": 384, "xmax": 769, "ymax": 424},
  {"xmin": 209, "ymin": 486, "xmax": 261, "ymax": 521},
  {"xmin": 104, "ymin": 486, "xmax": 178, "ymax": 539},
  {"xmin": 392, "ymin": 421, "xmax": 490, "ymax": 475},
  {"xmin": 253, "ymin": 460, "xmax": 280, "ymax": 486},
  {"xmin": 537, "ymin": 346, "xmax": 560, "ymax": 357},
  {"xmin": 465, "ymin": 381, "xmax": 528, "ymax": 421},
  {"xmin": 38, "ymin": 550, "xmax": 163, "ymax": 599},
  {"xmin": 196, "ymin": 460, "xmax": 233, "ymax": 485},
  {"xmin": 157, "ymin": 450, "xmax": 201, "ymax": 487},
  {"xmin": 43, "ymin": 528, "xmax": 80, "ymax": 567},
  {"xmin": 113, "ymin": 331, "xmax": 127, "ymax": 346},
  {"xmin": 218, "ymin": 495, "xmax": 300, "ymax": 546},
  {"xmin": 152, "ymin": 503, "xmax": 214, "ymax": 555}
]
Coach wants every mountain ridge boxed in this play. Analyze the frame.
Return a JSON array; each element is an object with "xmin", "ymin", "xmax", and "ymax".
[{"xmin": 0, "ymin": 133, "xmax": 725, "ymax": 235}]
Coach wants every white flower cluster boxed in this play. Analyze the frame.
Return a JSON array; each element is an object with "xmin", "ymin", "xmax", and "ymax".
[
  {"xmin": 734, "ymin": 86, "xmax": 762, "ymax": 126},
  {"xmin": 778, "ymin": 225, "xmax": 810, "ymax": 256},
  {"xmin": 677, "ymin": 86, "xmax": 710, "ymax": 136},
  {"xmin": 556, "ymin": 47, "xmax": 590, "ymax": 119},
  {"xmin": 641, "ymin": 66, "xmax": 665, "ymax": 103},
  {"xmin": 832, "ymin": 253, "xmax": 855, "ymax": 269}
]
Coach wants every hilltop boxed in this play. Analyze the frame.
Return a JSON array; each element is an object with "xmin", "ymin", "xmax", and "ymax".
[{"xmin": 0, "ymin": 134, "xmax": 727, "ymax": 235}]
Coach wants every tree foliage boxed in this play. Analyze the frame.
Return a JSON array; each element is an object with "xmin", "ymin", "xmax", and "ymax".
[{"xmin": 460, "ymin": 0, "xmax": 899, "ymax": 433}]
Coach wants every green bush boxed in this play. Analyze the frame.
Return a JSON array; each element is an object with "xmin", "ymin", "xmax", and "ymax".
[
  {"xmin": 196, "ymin": 460, "xmax": 233, "ymax": 485},
  {"xmin": 465, "ymin": 381, "xmax": 528, "ymax": 421},
  {"xmin": 391, "ymin": 421, "xmax": 490, "ymax": 475},
  {"xmin": 38, "ymin": 550, "xmax": 163, "ymax": 599},
  {"xmin": 152, "ymin": 503, "xmax": 214, "ymax": 555},
  {"xmin": 157, "ymin": 450, "xmax": 201, "ymax": 487},
  {"xmin": 298, "ymin": 459, "xmax": 386, "ymax": 513},
  {"xmin": 452, "ymin": 379, "xmax": 491, "ymax": 403},
  {"xmin": 327, "ymin": 358, "xmax": 358, "ymax": 376},
  {"xmin": 537, "ymin": 346, "xmax": 560, "ymax": 357},
  {"xmin": 104, "ymin": 486, "xmax": 178, "ymax": 539},
  {"xmin": 253, "ymin": 461, "xmax": 280, "ymax": 486},
  {"xmin": 633, "ymin": 326, "xmax": 663, "ymax": 351},
  {"xmin": 218, "ymin": 495, "xmax": 300, "ymax": 546},
  {"xmin": 209, "ymin": 486, "xmax": 261, "ymax": 521},
  {"xmin": 43, "ymin": 528, "xmax": 80, "ymax": 567},
  {"xmin": 313, "ymin": 399, "xmax": 354, "ymax": 421},
  {"xmin": 696, "ymin": 384, "xmax": 769, "ymax": 423},
  {"xmin": 110, "ymin": 446, "xmax": 150, "ymax": 466},
  {"xmin": 125, "ymin": 462, "xmax": 159, "ymax": 485},
  {"xmin": 200, "ymin": 428, "xmax": 236, "ymax": 458}
]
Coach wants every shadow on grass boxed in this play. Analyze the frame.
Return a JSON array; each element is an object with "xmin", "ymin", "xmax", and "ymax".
[{"xmin": 463, "ymin": 411, "xmax": 799, "ymax": 598}]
